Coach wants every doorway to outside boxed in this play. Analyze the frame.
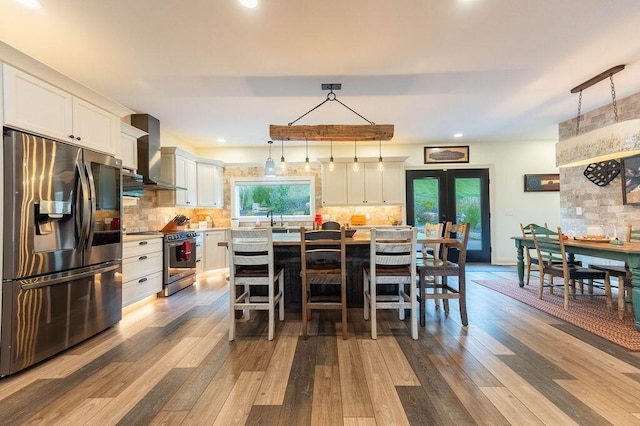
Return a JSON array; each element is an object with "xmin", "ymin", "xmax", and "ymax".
[{"xmin": 405, "ymin": 168, "xmax": 491, "ymax": 263}]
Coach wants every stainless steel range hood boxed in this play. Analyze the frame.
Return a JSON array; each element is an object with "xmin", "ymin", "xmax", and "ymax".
[{"xmin": 130, "ymin": 113, "xmax": 186, "ymax": 191}]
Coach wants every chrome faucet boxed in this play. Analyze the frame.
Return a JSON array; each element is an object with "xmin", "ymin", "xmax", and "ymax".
[{"xmin": 266, "ymin": 210, "xmax": 275, "ymax": 227}]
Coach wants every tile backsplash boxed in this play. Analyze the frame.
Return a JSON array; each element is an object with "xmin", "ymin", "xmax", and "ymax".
[{"xmin": 123, "ymin": 164, "xmax": 403, "ymax": 232}]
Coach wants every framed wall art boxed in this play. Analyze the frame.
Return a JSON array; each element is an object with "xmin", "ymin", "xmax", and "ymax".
[
  {"xmin": 424, "ymin": 146, "xmax": 469, "ymax": 164},
  {"xmin": 524, "ymin": 174, "xmax": 560, "ymax": 192},
  {"xmin": 622, "ymin": 154, "xmax": 640, "ymax": 205}
]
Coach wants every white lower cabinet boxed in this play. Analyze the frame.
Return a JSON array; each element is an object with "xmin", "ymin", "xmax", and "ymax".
[
  {"xmin": 205, "ymin": 230, "xmax": 228, "ymax": 271},
  {"xmin": 195, "ymin": 232, "xmax": 204, "ymax": 274},
  {"xmin": 122, "ymin": 237, "xmax": 163, "ymax": 307}
]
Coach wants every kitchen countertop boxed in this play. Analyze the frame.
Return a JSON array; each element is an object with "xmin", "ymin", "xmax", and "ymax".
[{"xmin": 123, "ymin": 233, "xmax": 164, "ymax": 242}]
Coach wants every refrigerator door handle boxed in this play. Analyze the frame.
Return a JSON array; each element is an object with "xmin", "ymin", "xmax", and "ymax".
[
  {"xmin": 76, "ymin": 161, "xmax": 91, "ymax": 248},
  {"xmin": 18, "ymin": 262, "xmax": 120, "ymax": 290},
  {"xmin": 84, "ymin": 162, "xmax": 97, "ymax": 248}
]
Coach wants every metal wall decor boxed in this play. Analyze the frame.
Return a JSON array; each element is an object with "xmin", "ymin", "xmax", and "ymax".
[
  {"xmin": 583, "ymin": 160, "xmax": 620, "ymax": 187},
  {"xmin": 622, "ymin": 154, "xmax": 640, "ymax": 205}
]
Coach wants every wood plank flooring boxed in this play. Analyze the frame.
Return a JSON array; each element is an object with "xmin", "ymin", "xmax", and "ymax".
[{"xmin": 1, "ymin": 265, "xmax": 640, "ymax": 425}]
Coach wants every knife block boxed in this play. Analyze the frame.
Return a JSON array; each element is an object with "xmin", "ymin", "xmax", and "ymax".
[{"xmin": 161, "ymin": 221, "xmax": 178, "ymax": 234}]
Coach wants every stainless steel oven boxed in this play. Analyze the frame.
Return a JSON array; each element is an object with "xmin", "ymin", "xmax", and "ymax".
[{"xmin": 161, "ymin": 231, "xmax": 197, "ymax": 297}]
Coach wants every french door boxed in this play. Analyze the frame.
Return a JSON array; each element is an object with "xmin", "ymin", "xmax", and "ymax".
[{"xmin": 406, "ymin": 169, "xmax": 491, "ymax": 262}]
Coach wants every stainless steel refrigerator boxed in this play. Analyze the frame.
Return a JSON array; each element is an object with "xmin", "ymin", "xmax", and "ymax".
[{"xmin": 1, "ymin": 128, "xmax": 123, "ymax": 376}]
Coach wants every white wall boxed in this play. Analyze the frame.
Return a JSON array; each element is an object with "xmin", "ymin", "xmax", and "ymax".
[{"xmin": 198, "ymin": 139, "xmax": 560, "ymax": 264}]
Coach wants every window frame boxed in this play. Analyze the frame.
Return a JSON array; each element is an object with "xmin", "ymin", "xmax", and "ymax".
[{"xmin": 230, "ymin": 176, "xmax": 316, "ymax": 223}]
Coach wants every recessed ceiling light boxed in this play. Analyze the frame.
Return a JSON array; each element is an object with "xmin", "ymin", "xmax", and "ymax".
[
  {"xmin": 453, "ymin": 133, "xmax": 463, "ymax": 138},
  {"xmin": 239, "ymin": 0, "xmax": 258, "ymax": 8},
  {"xmin": 217, "ymin": 138, "xmax": 226, "ymax": 143},
  {"xmin": 16, "ymin": 0, "xmax": 42, "ymax": 9}
]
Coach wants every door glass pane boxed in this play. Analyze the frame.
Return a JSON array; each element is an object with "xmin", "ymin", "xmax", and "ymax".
[
  {"xmin": 91, "ymin": 162, "xmax": 121, "ymax": 246},
  {"xmin": 454, "ymin": 177, "xmax": 481, "ymax": 251},
  {"xmin": 413, "ymin": 177, "xmax": 440, "ymax": 231}
]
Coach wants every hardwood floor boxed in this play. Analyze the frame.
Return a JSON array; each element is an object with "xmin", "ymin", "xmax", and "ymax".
[{"xmin": 2, "ymin": 265, "xmax": 640, "ymax": 425}]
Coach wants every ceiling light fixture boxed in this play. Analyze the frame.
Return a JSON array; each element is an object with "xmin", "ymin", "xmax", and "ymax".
[
  {"xmin": 453, "ymin": 133, "xmax": 463, "ymax": 138},
  {"xmin": 557, "ymin": 64, "xmax": 640, "ymax": 168},
  {"xmin": 304, "ymin": 138, "xmax": 311, "ymax": 171},
  {"xmin": 377, "ymin": 139, "xmax": 384, "ymax": 172},
  {"xmin": 352, "ymin": 140, "xmax": 360, "ymax": 172},
  {"xmin": 16, "ymin": 0, "xmax": 42, "ymax": 9},
  {"xmin": 265, "ymin": 140, "xmax": 276, "ymax": 177},
  {"xmin": 239, "ymin": 0, "xmax": 258, "ymax": 8},
  {"xmin": 280, "ymin": 138, "xmax": 286, "ymax": 171},
  {"xmin": 329, "ymin": 139, "xmax": 335, "ymax": 171},
  {"xmin": 270, "ymin": 83, "xmax": 394, "ymax": 142}
]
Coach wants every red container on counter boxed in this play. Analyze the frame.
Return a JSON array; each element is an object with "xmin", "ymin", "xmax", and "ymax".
[{"xmin": 314, "ymin": 214, "xmax": 322, "ymax": 229}]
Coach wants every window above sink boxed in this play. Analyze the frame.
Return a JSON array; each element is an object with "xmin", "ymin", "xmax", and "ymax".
[{"xmin": 230, "ymin": 176, "xmax": 315, "ymax": 224}]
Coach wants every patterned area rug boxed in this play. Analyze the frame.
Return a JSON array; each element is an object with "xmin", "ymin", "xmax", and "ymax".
[{"xmin": 473, "ymin": 279, "xmax": 640, "ymax": 351}]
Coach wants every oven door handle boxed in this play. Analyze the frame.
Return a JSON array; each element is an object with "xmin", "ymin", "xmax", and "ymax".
[{"xmin": 165, "ymin": 239, "xmax": 196, "ymax": 248}]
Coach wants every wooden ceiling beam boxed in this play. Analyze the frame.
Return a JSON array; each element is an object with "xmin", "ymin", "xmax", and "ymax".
[{"xmin": 269, "ymin": 124, "xmax": 394, "ymax": 141}]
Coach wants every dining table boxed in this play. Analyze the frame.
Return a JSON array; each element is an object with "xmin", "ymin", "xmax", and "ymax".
[
  {"xmin": 221, "ymin": 229, "xmax": 455, "ymax": 309},
  {"xmin": 513, "ymin": 236, "xmax": 640, "ymax": 330}
]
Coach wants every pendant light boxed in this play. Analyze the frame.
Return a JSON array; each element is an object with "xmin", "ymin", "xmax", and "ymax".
[
  {"xmin": 352, "ymin": 140, "xmax": 360, "ymax": 172},
  {"xmin": 329, "ymin": 139, "xmax": 335, "ymax": 171},
  {"xmin": 265, "ymin": 140, "xmax": 276, "ymax": 177},
  {"xmin": 377, "ymin": 139, "xmax": 384, "ymax": 171},
  {"xmin": 280, "ymin": 138, "xmax": 286, "ymax": 171},
  {"xmin": 304, "ymin": 138, "xmax": 311, "ymax": 171}
]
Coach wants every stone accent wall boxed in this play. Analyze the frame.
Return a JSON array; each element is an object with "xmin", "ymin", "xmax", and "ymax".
[
  {"xmin": 559, "ymin": 92, "xmax": 640, "ymax": 139},
  {"xmin": 558, "ymin": 91, "xmax": 640, "ymax": 239},
  {"xmin": 123, "ymin": 163, "xmax": 403, "ymax": 231}
]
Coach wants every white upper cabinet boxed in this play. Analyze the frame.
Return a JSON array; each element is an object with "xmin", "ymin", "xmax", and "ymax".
[
  {"xmin": 120, "ymin": 122, "xmax": 146, "ymax": 171},
  {"xmin": 158, "ymin": 147, "xmax": 197, "ymax": 207},
  {"xmin": 3, "ymin": 64, "xmax": 73, "ymax": 141},
  {"xmin": 176, "ymin": 155, "xmax": 197, "ymax": 207},
  {"xmin": 347, "ymin": 163, "xmax": 383, "ymax": 204},
  {"xmin": 71, "ymin": 97, "xmax": 119, "ymax": 155},
  {"xmin": 158, "ymin": 147, "xmax": 224, "ymax": 208},
  {"xmin": 381, "ymin": 162, "xmax": 404, "ymax": 204},
  {"xmin": 322, "ymin": 162, "xmax": 349, "ymax": 206},
  {"xmin": 2, "ymin": 65, "xmax": 119, "ymax": 156},
  {"xmin": 322, "ymin": 159, "xmax": 404, "ymax": 206},
  {"xmin": 197, "ymin": 162, "xmax": 224, "ymax": 208}
]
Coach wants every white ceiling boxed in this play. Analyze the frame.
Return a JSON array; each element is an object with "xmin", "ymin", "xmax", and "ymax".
[{"xmin": 1, "ymin": 0, "xmax": 640, "ymax": 148}]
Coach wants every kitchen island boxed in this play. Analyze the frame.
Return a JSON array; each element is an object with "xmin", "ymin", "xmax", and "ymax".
[{"xmin": 222, "ymin": 230, "xmax": 451, "ymax": 309}]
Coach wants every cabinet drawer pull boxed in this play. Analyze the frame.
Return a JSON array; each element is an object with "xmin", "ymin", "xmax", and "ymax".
[
  {"xmin": 139, "ymin": 241, "xmax": 148, "ymax": 245},
  {"xmin": 196, "ymin": 259, "xmax": 201, "ymax": 263},
  {"xmin": 138, "ymin": 255, "xmax": 148, "ymax": 260},
  {"xmin": 138, "ymin": 277, "xmax": 148, "ymax": 283}
]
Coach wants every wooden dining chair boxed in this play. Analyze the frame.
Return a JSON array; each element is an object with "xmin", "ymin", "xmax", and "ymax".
[
  {"xmin": 363, "ymin": 228, "xmax": 418, "ymax": 340},
  {"xmin": 589, "ymin": 224, "xmax": 638, "ymax": 319},
  {"xmin": 419, "ymin": 222, "xmax": 444, "ymax": 261},
  {"xmin": 530, "ymin": 225, "xmax": 611, "ymax": 310},
  {"xmin": 300, "ymin": 227, "xmax": 347, "ymax": 339},
  {"xmin": 227, "ymin": 228, "xmax": 284, "ymax": 341},
  {"xmin": 416, "ymin": 222, "xmax": 470, "ymax": 326},
  {"xmin": 520, "ymin": 222, "xmax": 549, "ymax": 286}
]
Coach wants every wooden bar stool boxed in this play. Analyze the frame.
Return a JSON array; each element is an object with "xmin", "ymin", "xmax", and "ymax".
[
  {"xmin": 300, "ymin": 227, "xmax": 347, "ymax": 339},
  {"xmin": 227, "ymin": 228, "xmax": 284, "ymax": 341}
]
